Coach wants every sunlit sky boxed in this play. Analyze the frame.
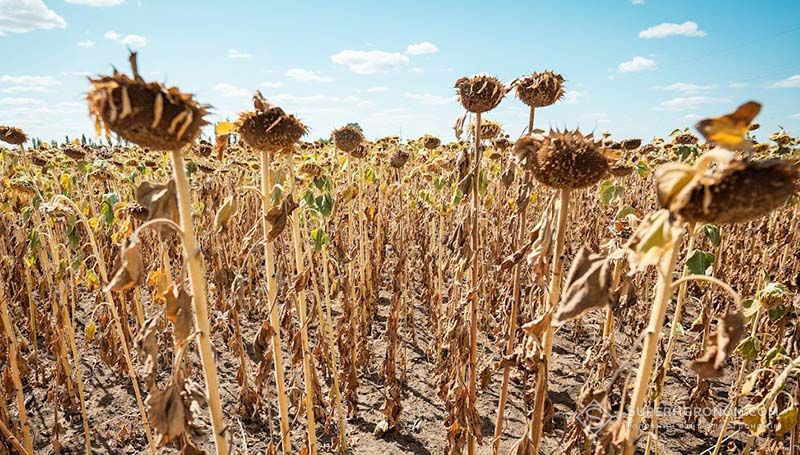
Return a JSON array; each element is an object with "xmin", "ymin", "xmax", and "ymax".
[{"xmin": 1, "ymin": 0, "xmax": 799, "ymax": 143}]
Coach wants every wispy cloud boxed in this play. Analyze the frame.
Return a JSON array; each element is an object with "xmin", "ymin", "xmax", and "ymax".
[
  {"xmin": 0, "ymin": 97, "xmax": 45, "ymax": 106},
  {"xmin": 0, "ymin": 0, "xmax": 66, "ymax": 36},
  {"xmin": 104, "ymin": 30, "xmax": 147, "ymax": 48},
  {"xmin": 639, "ymin": 21, "xmax": 707, "ymax": 39},
  {"xmin": 790, "ymin": 113, "xmax": 800, "ymax": 119},
  {"xmin": 272, "ymin": 93, "xmax": 371, "ymax": 107},
  {"xmin": 1, "ymin": 75, "xmax": 62, "ymax": 93},
  {"xmin": 77, "ymin": 39, "xmax": 96, "ymax": 47},
  {"xmin": 260, "ymin": 81, "xmax": 284, "ymax": 89},
  {"xmin": 331, "ymin": 49, "xmax": 410, "ymax": 74},
  {"xmin": 227, "ymin": 48, "xmax": 252, "ymax": 60},
  {"xmin": 768, "ymin": 74, "xmax": 800, "ymax": 88},
  {"xmin": 728, "ymin": 81, "xmax": 748, "ymax": 89},
  {"xmin": 654, "ymin": 96, "xmax": 729, "ymax": 111},
  {"xmin": 367, "ymin": 86, "xmax": 389, "ymax": 93},
  {"xmin": 618, "ymin": 56, "xmax": 657, "ymax": 73},
  {"xmin": 652, "ymin": 82, "xmax": 717, "ymax": 93},
  {"xmin": 403, "ymin": 92, "xmax": 454, "ymax": 106},
  {"xmin": 563, "ymin": 90, "xmax": 583, "ymax": 104},
  {"xmin": 631, "ymin": 0, "xmax": 644, "ymax": 5},
  {"xmin": 405, "ymin": 41, "xmax": 438, "ymax": 55},
  {"xmin": 285, "ymin": 68, "xmax": 334, "ymax": 83},
  {"xmin": 212, "ymin": 83, "xmax": 250, "ymax": 98},
  {"xmin": 65, "ymin": 0, "xmax": 124, "ymax": 6}
]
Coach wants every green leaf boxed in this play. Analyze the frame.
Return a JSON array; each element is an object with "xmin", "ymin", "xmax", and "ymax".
[
  {"xmin": 635, "ymin": 161, "xmax": 651, "ymax": 179},
  {"xmin": 742, "ymin": 298, "xmax": 760, "ymax": 319},
  {"xmin": 686, "ymin": 249, "xmax": 715, "ymax": 275},
  {"xmin": 703, "ymin": 224, "xmax": 721, "ymax": 247},
  {"xmin": 768, "ymin": 305, "xmax": 786, "ymax": 321},
  {"xmin": 310, "ymin": 228, "xmax": 330, "ymax": 252},
  {"xmin": 315, "ymin": 193, "xmax": 333, "ymax": 218},
  {"xmin": 762, "ymin": 346, "xmax": 786, "ymax": 367},
  {"xmin": 737, "ymin": 336, "xmax": 760, "ymax": 361},
  {"xmin": 599, "ymin": 180, "xmax": 624, "ymax": 205}
]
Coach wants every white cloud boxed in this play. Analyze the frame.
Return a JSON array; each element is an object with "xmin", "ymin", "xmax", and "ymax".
[
  {"xmin": 618, "ymin": 56, "xmax": 657, "ymax": 73},
  {"xmin": 1, "ymin": 75, "xmax": 62, "ymax": 93},
  {"xmin": 403, "ymin": 92, "xmax": 454, "ymax": 106},
  {"xmin": 104, "ymin": 30, "xmax": 147, "ymax": 48},
  {"xmin": 367, "ymin": 86, "xmax": 388, "ymax": 93},
  {"xmin": 654, "ymin": 96, "xmax": 729, "ymax": 111},
  {"xmin": 285, "ymin": 68, "xmax": 333, "ymax": 83},
  {"xmin": 260, "ymin": 81, "xmax": 284, "ymax": 89},
  {"xmin": 331, "ymin": 49, "xmax": 410, "ymax": 74},
  {"xmin": 790, "ymin": 113, "xmax": 800, "ymax": 120},
  {"xmin": 61, "ymin": 71, "xmax": 91, "ymax": 77},
  {"xmin": 212, "ymin": 83, "xmax": 250, "ymax": 98},
  {"xmin": 682, "ymin": 113, "xmax": 703, "ymax": 120},
  {"xmin": 272, "ymin": 93, "xmax": 369, "ymax": 107},
  {"xmin": 563, "ymin": 90, "xmax": 583, "ymax": 104},
  {"xmin": 653, "ymin": 82, "xmax": 716, "ymax": 93},
  {"xmin": 581, "ymin": 112, "xmax": 610, "ymax": 124},
  {"xmin": 410, "ymin": 67, "xmax": 424, "ymax": 73},
  {"xmin": 631, "ymin": 0, "xmax": 644, "ymax": 4},
  {"xmin": 405, "ymin": 41, "xmax": 438, "ymax": 55},
  {"xmin": 227, "ymin": 48, "xmax": 251, "ymax": 60},
  {"xmin": 639, "ymin": 21, "xmax": 707, "ymax": 39},
  {"xmin": 0, "ymin": 0, "xmax": 66, "ymax": 36},
  {"xmin": 65, "ymin": 0, "xmax": 124, "ymax": 6},
  {"xmin": 76, "ymin": 39, "xmax": 95, "ymax": 47},
  {"xmin": 768, "ymin": 74, "xmax": 800, "ymax": 88},
  {"xmin": 728, "ymin": 81, "xmax": 748, "ymax": 89},
  {"xmin": 0, "ymin": 97, "xmax": 45, "ymax": 106}
]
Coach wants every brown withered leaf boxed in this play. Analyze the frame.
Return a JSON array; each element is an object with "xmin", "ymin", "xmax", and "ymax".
[
  {"xmin": 147, "ymin": 373, "xmax": 205, "ymax": 447},
  {"xmin": 213, "ymin": 195, "xmax": 238, "ymax": 233},
  {"xmin": 252, "ymin": 320, "xmax": 274, "ymax": 363},
  {"xmin": 690, "ymin": 310, "xmax": 744, "ymax": 378},
  {"xmin": 553, "ymin": 247, "xmax": 613, "ymax": 324},
  {"xmin": 293, "ymin": 268, "xmax": 311, "ymax": 293},
  {"xmin": 498, "ymin": 232, "xmax": 536, "ymax": 271},
  {"xmin": 135, "ymin": 317, "xmax": 159, "ymax": 388},
  {"xmin": 164, "ymin": 285, "xmax": 195, "ymax": 348},
  {"xmin": 134, "ymin": 179, "xmax": 180, "ymax": 231},
  {"xmin": 264, "ymin": 194, "xmax": 298, "ymax": 242},
  {"xmin": 106, "ymin": 237, "xmax": 144, "ymax": 292}
]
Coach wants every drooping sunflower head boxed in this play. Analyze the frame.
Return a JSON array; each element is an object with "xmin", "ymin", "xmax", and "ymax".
[
  {"xmin": 332, "ymin": 124, "xmax": 365, "ymax": 154},
  {"xmin": 0, "ymin": 126, "xmax": 27, "ymax": 145},
  {"xmin": 237, "ymin": 91, "xmax": 307, "ymax": 154},
  {"xmin": 454, "ymin": 74, "xmax": 506, "ymax": 113},
  {"xmin": 515, "ymin": 70, "xmax": 565, "ymax": 108},
  {"xmin": 87, "ymin": 52, "xmax": 210, "ymax": 151},
  {"xmin": 520, "ymin": 129, "xmax": 609, "ymax": 189}
]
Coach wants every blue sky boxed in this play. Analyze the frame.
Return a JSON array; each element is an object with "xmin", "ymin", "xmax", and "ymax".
[{"xmin": 1, "ymin": 0, "xmax": 799, "ymax": 143}]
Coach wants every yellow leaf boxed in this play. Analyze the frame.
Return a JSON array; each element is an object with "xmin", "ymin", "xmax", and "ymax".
[
  {"xmin": 776, "ymin": 407, "xmax": 798, "ymax": 436},
  {"xmin": 88, "ymin": 217, "xmax": 100, "ymax": 230},
  {"xmin": 215, "ymin": 121, "xmax": 236, "ymax": 136},
  {"xmin": 85, "ymin": 321, "xmax": 96, "ymax": 341},
  {"xmin": 59, "ymin": 174, "xmax": 71, "ymax": 192},
  {"xmin": 86, "ymin": 269, "xmax": 99, "ymax": 291}
]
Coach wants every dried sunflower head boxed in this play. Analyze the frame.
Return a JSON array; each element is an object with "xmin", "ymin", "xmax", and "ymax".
[
  {"xmin": 423, "ymin": 135, "xmax": 441, "ymax": 150},
  {"xmin": 0, "ymin": 126, "xmax": 27, "ymax": 145},
  {"xmin": 656, "ymin": 150, "xmax": 799, "ymax": 224},
  {"xmin": 519, "ymin": 129, "xmax": 609, "ymax": 189},
  {"xmin": 469, "ymin": 120, "xmax": 502, "ymax": 139},
  {"xmin": 332, "ymin": 124, "xmax": 364, "ymax": 153},
  {"xmin": 454, "ymin": 74, "xmax": 505, "ymax": 113},
  {"xmin": 389, "ymin": 149, "xmax": 410, "ymax": 168},
  {"xmin": 515, "ymin": 70, "xmax": 565, "ymax": 108},
  {"xmin": 237, "ymin": 91, "xmax": 307, "ymax": 154},
  {"xmin": 87, "ymin": 52, "xmax": 209, "ymax": 151}
]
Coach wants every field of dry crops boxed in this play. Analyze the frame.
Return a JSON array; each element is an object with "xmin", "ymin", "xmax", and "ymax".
[{"xmin": 0, "ymin": 53, "xmax": 799, "ymax": 455}]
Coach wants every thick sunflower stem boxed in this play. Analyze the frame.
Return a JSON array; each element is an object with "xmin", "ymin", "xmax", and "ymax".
[
  {"xmin": 259, "ymin": 150, "xmax": 292, "ymax": 454},
  {"xmin": 466, "ymin": 111, "xmax": 483, "ymax": 455},
  {"xmin": 530, "ymin": 187, "xmax": 570, "ymax": 454},
  {"xmin": 623, "ymin": 233, "xmax": 683, "ymax": 455},
  {"xmin": 285, "ymin": 154, "xmax": 318, "ymax": 455},
  {"xmin": 0, "ymin": 286, "xmax": 33, "ymax": 454},
  {"xmin": 169, "ymin": 149, "xmax": 229, "ymax": 455}
]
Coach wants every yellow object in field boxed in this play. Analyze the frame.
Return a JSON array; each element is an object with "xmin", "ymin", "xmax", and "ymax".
[{"xmin": 695, "ymin": 101, "xmax": 761, "ymax": 150}]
